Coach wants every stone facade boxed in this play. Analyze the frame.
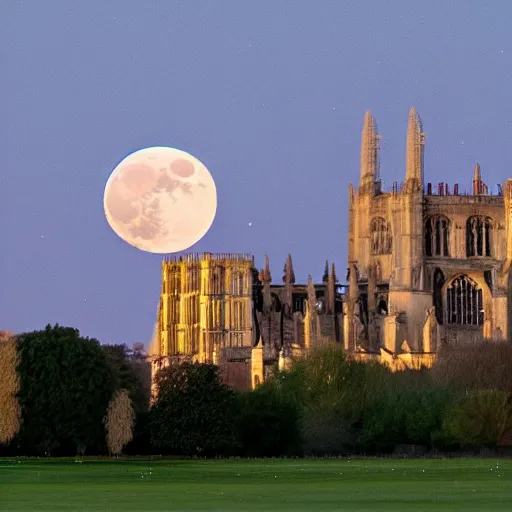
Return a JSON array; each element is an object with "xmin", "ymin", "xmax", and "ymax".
[
  {"xmin": 346, "ymin": 107, "xmax": 512, "ymax": 368},
  {"xmin": 150, "ymin": 253, "xmax": 343, "ymax": 390}
]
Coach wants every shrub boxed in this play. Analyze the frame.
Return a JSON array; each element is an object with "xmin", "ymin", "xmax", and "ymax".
[
  {"xmin": 360, "ymin": 385, "xmax": 453, "ymax": 453},
  {"xmin": 432, "ymin": 342, "xmax": 512, "ymax": 392},
  {"xmin": 442, "ymin": 389, "xmax": 512, "ymax": 448}
]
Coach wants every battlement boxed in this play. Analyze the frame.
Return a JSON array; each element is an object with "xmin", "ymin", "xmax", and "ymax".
[{"xmin": 164, "ymin": 252, "xmax": 254, "ymax": 263}]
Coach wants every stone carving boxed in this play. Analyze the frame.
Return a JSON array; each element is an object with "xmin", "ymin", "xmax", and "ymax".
[{"xmin": 422, "ymin": 306, "xmax": 438, "ymax": 353}]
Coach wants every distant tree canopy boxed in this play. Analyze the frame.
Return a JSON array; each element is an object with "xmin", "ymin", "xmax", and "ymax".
[{"xmin": 16, "ymin": 324, "xmax": 116, "ymax": 456}]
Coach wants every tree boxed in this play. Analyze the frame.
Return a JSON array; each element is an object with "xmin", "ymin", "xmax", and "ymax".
[
  {"xmin": 16, "ymin": 324, "xmax": 116, "ymax": 456},
  {"xmin": 0, "ymin": 332, "xmax": 21, "ymax": 445},
  {"xmin": 149, "ymin": 361, "xmax": 237, "ymax": 456},
  {"xmin": 104, "ymin": 389, "xmax": 135, "ymax": 456}
]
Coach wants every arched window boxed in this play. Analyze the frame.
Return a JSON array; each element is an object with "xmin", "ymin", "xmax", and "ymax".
[
  {"xmin": 447, "ymin": 275, "xmax": 484, "ymax": 326},
  {"xmin": 233, "ymin": 301, "xmax": 245, "ymax": 330},
  {"xmin": 466, "ymin": 216, "xmax": 493, "ymax": 257},
  {"xmin": 425, "ymin": 216, "xmax": 450, "ymax": 257},
  {"xmin": 231, "ymin": 271, "xmax": 245, "ymax": 296},
  {"xmin": 371, "ymin": 217, "xmax": 392, "ymax": 255}
]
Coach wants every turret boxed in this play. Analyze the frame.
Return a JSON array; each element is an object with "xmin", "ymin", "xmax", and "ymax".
[
  {"xmin": 359, "ymin": 111, "xmax": 380, "ymax": 195},
  {"xmin": 403, "ymin": 107, "xmax": 425, "ymax": 194}
]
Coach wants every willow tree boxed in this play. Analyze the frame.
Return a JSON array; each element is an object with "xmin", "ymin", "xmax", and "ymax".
[
  {"xmin": 104, "ymin": 388, "xmax": 135, "ymax": 456},
  {"xmin": 0, "ymin": 331, "xmax": 21, "ymax": 444}
]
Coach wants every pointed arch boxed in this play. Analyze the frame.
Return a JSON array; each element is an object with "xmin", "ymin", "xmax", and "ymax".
[
  {"xmin": 466, "ymin": 216, "xmax": 493, "ymax": 257},
  {"xmin": 425, "ymin": 215, "xmax": 451, "ymax": 257},
  {"xmin": 230, "ymin": 270, "xmax": 245, "ymax": 296},
  {"xmin": 370, "ymin": 217, "xmax": 392, "ymax": 255},
  {"xmin": 446, "ymin": 274, "xmax": 484, "ymax": 326}
]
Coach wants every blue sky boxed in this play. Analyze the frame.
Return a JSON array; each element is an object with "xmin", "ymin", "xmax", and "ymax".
[{"xmin": 3, "ymin": 1, "xmax": 512, "ymax": 345}]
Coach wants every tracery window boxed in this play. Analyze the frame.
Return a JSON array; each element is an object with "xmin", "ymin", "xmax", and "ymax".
[
  {"xmin": 233, "ymin": 301, "xmax": 245, "ymax": 330},
  {"xmin": 425, "ymin": 216, "xmax": 450, "ymax": 257},
  {"xmin": 466, "ymin": 216, "xmax": 493, "ymax": 257},
  {"xmin": 446, "ymin": 275, "xmax": 484, "ymax": 326},
  {"xmin": 370, "ymin": 217, "xmax": 392, "ymax": 255},
  {"xmin": 231, "ymin": 271, "xmax": 245, "ymax": 296}
]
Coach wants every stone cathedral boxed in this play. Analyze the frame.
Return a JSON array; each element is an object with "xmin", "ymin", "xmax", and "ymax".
[
  {"xmin": 150, "ymin": 107, "xmax": 512, "ymax": 390},
  {"xmin": 347, "ymin": 107, "xmax": 512, "ymax": 369}
]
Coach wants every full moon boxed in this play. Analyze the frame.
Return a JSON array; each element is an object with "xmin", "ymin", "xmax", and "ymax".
[{"xmin": 104, "ymin": 147, "xmax": 217, "ymax": 253}]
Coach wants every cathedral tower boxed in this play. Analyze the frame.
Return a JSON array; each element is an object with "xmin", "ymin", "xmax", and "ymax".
[
  {"xmin": 154, "ymin": 253, "xmax": 254, "ymax": 364},
  {"xmin": 347, "ymin": 107, "xmax": 512, "ymax": 367}
]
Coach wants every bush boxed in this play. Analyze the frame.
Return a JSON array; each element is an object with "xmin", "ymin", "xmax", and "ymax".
[
  {"xmin": 432, "ymin": 342, "xmax": 512, "ymax": 392},
  {"xmin": 360, "ymin": 385, "xmax": 453, "ymax": 453},
  {"xmin": 441, "ymin": 389, "xmax": 512, "ymax": 448}
]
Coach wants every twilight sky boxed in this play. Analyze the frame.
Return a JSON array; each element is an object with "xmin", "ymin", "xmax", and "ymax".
[{"xmin": 3, "ymin": 1, "xmax": 512, "ymax": 346}]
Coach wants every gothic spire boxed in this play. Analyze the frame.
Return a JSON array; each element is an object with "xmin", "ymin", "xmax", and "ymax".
[
  {"xmin": 331, "ymin": 262, "xmax": 337, "ymax": 284},
  {"xmin": 359, "ymin": 110, "xmax": 380, "ymax": 195},
  {"xmin": 282, "ymin": 254, "xmax": 295, "ymax": 285},
  {"xmin": 262, "ymin": 255, "xmax": 272, "ymax": 313},
  {"xmin": 404, "ymin": 106, "xmax": 425, "ymax": 193},
  {"xmin": 282, "ymin": 253, "xmax": 295, "ymax": 311},
  {"xmin": 263, "ymin": 255, "xmax": 271, "ymax": 283},
  {"xmin": 322, "ymin": 260, "xmax": 329, "ymax": 283}
]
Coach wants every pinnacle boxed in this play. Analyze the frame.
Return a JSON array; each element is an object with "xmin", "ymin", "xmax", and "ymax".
[
  {"xmin": 473, "ymin": 162, "xmax": 481, "ymax": 181},
  {"xmin": 408, "ymin": 106, "xmax": 423, "ymax": 133}
]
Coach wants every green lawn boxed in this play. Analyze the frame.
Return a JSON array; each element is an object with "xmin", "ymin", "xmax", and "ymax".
[{"xmin": 0, "ymin": 457, "xmax": 511, "ymax": 511}]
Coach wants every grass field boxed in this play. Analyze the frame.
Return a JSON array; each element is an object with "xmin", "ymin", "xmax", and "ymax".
[{"xmin": 1, "ymin": 457, "xmax": 511, "ymax": 511}]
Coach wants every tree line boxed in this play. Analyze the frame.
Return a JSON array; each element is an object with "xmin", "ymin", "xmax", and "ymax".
[{"xmin": 1, "ymin": 324, "xmax": 512, "ymax": 457}]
